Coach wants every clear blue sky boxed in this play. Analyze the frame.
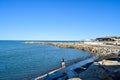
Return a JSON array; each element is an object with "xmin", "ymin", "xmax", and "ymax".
[{"xmin": 0, "ymin": 0, "xmax": 120, "ymax": 40}]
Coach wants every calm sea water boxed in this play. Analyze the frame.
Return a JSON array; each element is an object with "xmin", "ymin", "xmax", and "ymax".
[{"xmin": 0, "ymin": 41, "xmax": 92, "ymax": 80}]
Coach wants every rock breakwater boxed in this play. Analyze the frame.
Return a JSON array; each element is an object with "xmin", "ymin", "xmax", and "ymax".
[{"xmin": 24, "ymin": 41, "xmax": 120, "ymax": 60}]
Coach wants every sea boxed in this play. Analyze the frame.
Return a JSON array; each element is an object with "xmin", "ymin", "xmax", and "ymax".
[{"xmin": 0, "ymin": 40, "xmax": 92, "ymax": 80}]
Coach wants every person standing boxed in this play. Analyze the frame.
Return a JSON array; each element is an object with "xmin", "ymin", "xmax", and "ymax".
[{"xmin": 61, "ymin": 58, "xmax": 66, "ymax": 69}]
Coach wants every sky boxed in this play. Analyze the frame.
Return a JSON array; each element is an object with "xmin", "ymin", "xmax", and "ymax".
[{"xmin": 0, "ymin": 0, "xmax": 120, "ymax": 40}]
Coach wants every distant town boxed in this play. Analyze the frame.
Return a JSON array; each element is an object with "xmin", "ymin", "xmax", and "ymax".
[{"xmin": 84, "ymin": 36, "xmax": 120, "ymax": 46}]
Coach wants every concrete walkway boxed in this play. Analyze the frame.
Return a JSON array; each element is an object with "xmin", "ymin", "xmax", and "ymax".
[
  {"xmin": 65, "ymin": 56, "xmax": 98, "ymax": 78},
  {"xmin": 34, "ymin": 68, "xmax": 62, "ymax": 80},
  {"xmin": 34, "ymin": 56, "xmax": 98, "ymax": 80}
]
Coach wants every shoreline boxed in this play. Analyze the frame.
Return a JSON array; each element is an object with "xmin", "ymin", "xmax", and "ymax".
[
  {"xmin": 24, "ymin": 41, "xmax": 120, "ymax": 59},
  {"xmin": 34, "ymin": 56, "xmax": 98, "ymax": 80},
  {"xmin": 23, "ymin": 41, "xmax": 120, "ymax": 80},
  {"xmin": 33, "ymin": 53, "xmax": 94, "ymax": 80}
]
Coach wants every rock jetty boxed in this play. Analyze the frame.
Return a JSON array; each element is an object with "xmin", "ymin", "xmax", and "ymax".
[{"xmin": 24, "ymin": 41, "xmax": 120, "ymax": 60}]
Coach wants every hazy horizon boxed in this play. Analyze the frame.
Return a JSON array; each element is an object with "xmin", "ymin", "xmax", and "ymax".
[{"xmin": 0, "ymin": 35, "xmax": 119, "ymax": 41}]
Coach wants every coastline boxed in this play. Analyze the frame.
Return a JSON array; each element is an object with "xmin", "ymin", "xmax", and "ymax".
[
  {"xmin": 23, "ymin": 41, "xmax": 120, "ymax": 80},
  {"xmin": 24, "ymin": 41, "xmax": 120, "ymax": 60}
]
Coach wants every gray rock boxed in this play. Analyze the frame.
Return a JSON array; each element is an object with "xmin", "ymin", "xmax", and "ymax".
[{"xmin": 78, "ymin": 62, "xmax": 113, "ymax": 80}]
